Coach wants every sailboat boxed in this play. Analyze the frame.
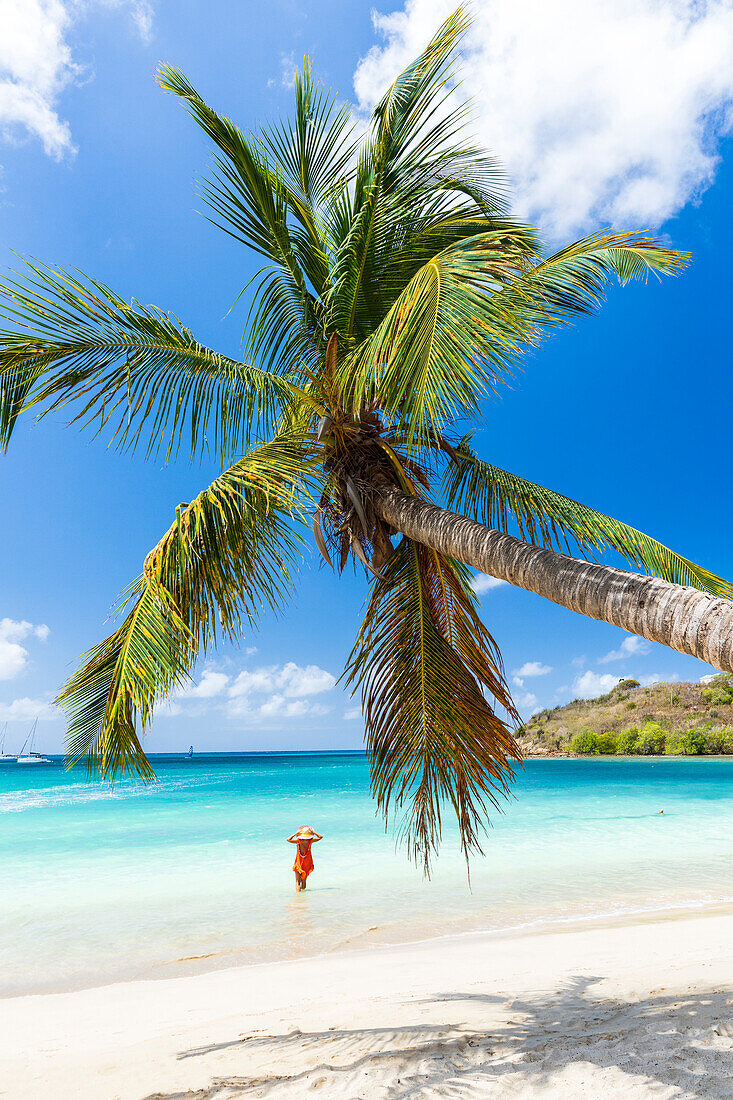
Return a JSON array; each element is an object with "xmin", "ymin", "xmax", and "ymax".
[
  {"xmin": 0, "ymin": 723, "xmax": 17, "ymax": 763},
  {"xmin": 16, "ymin": 719, "xmax": 52, "ymax": 764},
  {"xmin": 185, "ymin": 745, "xmax": 194, "ymax": 761}
]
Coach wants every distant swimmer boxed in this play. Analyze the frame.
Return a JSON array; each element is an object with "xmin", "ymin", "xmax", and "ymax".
[
  {"xmin": 286, "ymin": 825, "xmax": 323, "ymax": 891},
  {"xmin": 659, "ymin": 809, "xmax": 664, "ymax": 814}
]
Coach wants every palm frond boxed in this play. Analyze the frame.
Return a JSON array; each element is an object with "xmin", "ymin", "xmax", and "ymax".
[
  {"xmin": 343, "ymin": 231, "xmax": 534, "ymax": 445},
  {"xmin": 59, "ymin": 436, "xmax": 315, "ymax": 779},
  {"xmin": 502, "ymin": 231, "xmax": 687, "ymax": 326},
  {"xmin": 242, "ymin": 266, "xmax": 324, "ymax": 380},
  {"xmin": 0, "ymin": 260, "xmax": 300, "ymax": 461},
  {"xmin": 259, "ymin": 60, "xmax": 359, "ymax": 248},
  {"xmin": 371, "ymin": 6, "xmax": 469, "ymax": 163},
  {"xmin": 343, "ymin": 230, "xmax": 686, "ymax": 451},
  {"xmin": 158, "ymin": 68, "xmax": 321, "ymax": 274},
  {"xmin": 0, "ymin": 345, "xmax": 56, "ymax": 449},
  {"xmin": 346, "ymin": 535, "xmax": 519, "ymax": 874},
  {"xmin": 444, "ymin": 443, "xmax": 731, "ymax": 597},
  {"xmin": 158, "ymin": 66, "xmax": 294, "ymax": 258},
  {"xmin": 59, "ymin": 579, "xmax": 187, "ymax": 781},
  {"xmin": 158, "ymin": 64, "xmax": 331, "ymax": 379},
  {"xmin": 330, "ymin": 7, "xmax": 485, "ymax": 341}
]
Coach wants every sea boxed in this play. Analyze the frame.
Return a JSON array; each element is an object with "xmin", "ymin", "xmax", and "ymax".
[{"xmin": 2, "ymin": 753, "xmax": 733, "ymax": 997}]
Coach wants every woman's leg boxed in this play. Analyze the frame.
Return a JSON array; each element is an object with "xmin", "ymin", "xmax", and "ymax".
[{"xmin": 294, "ymin": 871, "xmax": 303, "ymax": 891}]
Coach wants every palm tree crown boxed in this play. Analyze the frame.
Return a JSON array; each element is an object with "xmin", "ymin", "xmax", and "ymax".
[{"xmin": 1, "ymin": 8, "xmax": 729, "ymax": 871}]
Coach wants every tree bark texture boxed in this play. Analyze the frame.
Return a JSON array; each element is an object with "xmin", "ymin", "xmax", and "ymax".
[{"xmin": 374, "ymin": 488, "xmax": 733, "ymax": 674}]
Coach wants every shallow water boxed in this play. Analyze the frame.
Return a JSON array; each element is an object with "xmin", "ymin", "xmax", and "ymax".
[{"xmin": 2, "ymin": 753, "xmax": 733, "ymax": 996}]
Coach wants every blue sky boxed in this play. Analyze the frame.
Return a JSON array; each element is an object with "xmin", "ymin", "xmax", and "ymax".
[{"xmin": 1, "ymin": 0, "xmax": 732, "ymax": 753}]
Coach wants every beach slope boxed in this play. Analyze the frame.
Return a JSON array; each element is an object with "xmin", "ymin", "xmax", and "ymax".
[{"xmin": 3, "ymin": 909, "xmax": 733, "ymax": 1098}]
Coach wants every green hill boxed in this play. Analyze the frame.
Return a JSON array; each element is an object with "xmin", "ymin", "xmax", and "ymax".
[{"xmin": 517, "ymin": 673, "xmax": 733, "ymax": 756}]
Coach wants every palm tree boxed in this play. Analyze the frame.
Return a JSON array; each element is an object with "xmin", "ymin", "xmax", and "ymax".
[{"xmin": 2, "ymin": 9, "xmax": 731, "ymax": 871}]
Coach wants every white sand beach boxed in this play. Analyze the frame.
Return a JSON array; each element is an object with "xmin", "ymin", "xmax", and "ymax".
[{"xmin": 2, "ymin": 907, "xmax": 733, "ymax": 1099}]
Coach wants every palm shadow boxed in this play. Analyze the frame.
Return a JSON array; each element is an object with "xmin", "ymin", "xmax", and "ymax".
[{"xmin": 145, "ymin": 976, "xmax": 733, "ymax": 1098}]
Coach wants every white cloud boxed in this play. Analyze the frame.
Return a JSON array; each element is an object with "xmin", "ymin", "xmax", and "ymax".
[
  {"xmin": 156, "ymin": 699, "xmax": 182, "ymax": 718},
  {"xmin": 344, "ymin": 706, "xmax": 362, "ymax": 720},
  {"xmin": 355, "ymin": 0, "xmax": 733, "ymax": 237},
  {"xmin": 599, "ymin": 634, "xmax": 651, "ymax": 663},
  {"xmin": 256, "ymin": 696, "xmax": 331, "ymax": 720},
  {"xmin": 516, "ymin": 691, "xmax": 539, "ymax": 712},
  {"xmin": 225, "ymin": 661, "xmax": 337, "ymax": 724},
  {"xmin": 158, "ymin": 660, "xmax": 337, "ymax": 723},
  {"xmin": 0, "ymin": 618, "xmax": 50, "ymax": 681},
  {"xmin": 562, "ymin": 668, "xmax": 679, "ymax": 702},
  {"xmin": 227, "ymin": 694, "xmax": 332, "ymax": 722},
  {"xmin": 258, "ymin": 695, "xmax": 308, "ymax": 719},
  {"xmin": 178, "ymin": 670, "xmax": 229, "ymax": 699},
  {"xmin": 245, "ymin": 646, "xmax": 258, "ymax": 656},
  {"xmin": 572, "ymin": 670, "xmax": 621, "ymax": 698},
  {"xmin": 0, "ymin": 0, "xmax": 153, "ymax": 164},
  {"xmin": 637, "ymin": 672, "xmax": 680, "ymax": 688},
  {"xmin": 228, "ymin": 662, "xmax": 336, "ymax": 700},
  {"xmin": 513, "ymin": 661, "xmax": 552, "ymax": 678},
  {"xmin": 279, "ymin": 52, "xmax": 296, "ymax": 89},
  {"xmin": 279, "ymin": 662, "xmax": 336, "ymax": 698},
  {"xmin": 471, "ymin": 573, "xmax": 507, "ymax": 595},
  {"xmin": 126, "ymin": 0, "xmax": 153, "ymax": 40},
  {"xmin": 228, "ymin": 667, "xmax": 277, "ymax": 697},
  {"xmin": 0, "ymin": 696, "xmax": 58, "ymax": 721}
]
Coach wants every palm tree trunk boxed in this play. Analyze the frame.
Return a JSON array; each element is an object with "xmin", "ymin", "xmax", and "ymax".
[{"xmin": 374, "ymin": 488, "xmax": 733, "ymax": 673}]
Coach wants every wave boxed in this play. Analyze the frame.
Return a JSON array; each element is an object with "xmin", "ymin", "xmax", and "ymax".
[{"xmin": 0, "ymin": 773, "xmax": 221, "ymax": 814}]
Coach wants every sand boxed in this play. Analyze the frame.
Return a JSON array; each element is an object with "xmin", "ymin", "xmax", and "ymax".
[{"xmin": 2, "ymin": 908, "xmax": 733, "ymax": 1099}]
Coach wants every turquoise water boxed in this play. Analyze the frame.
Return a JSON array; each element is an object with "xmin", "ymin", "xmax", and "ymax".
[{"xmin": 2, "ymin": 754, "xmax": 733, "ymax": 996}]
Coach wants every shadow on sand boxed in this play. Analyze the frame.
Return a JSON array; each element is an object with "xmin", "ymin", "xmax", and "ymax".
[{"xmin": 145, "ymin": 975, "xmax": 733, "ymax": 1098}]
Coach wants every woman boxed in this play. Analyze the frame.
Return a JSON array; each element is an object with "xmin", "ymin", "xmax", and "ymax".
[{"xmin": 286, "ymin": 825, "xmax": 323, "ymax": 891}]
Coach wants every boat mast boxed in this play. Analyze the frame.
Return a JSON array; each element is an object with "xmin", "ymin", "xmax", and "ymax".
[{"xmin": 18, "ymin": 718, "xmax": 38, "ymax": 757}]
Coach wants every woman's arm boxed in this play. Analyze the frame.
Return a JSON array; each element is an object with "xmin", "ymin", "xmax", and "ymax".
[
  {"xmin": 286, "ymin": 834, "xmax": 299, "ymax": 843},
  {"xmin": 312, "ymin": 833, "xmax": 324, "ymax": 842}
]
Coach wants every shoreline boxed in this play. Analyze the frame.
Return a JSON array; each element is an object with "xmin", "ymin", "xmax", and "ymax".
[
  {"xmin": 521, "ymin": 752, "xmax": 733, "ymax": 758},
  {"xmin": 6, "ymin": 890, "xmax": 733, "ymax": 1002},
  {"xmin": 3, "ymin": 905, "xmax": 733, "ymax": 1098}
]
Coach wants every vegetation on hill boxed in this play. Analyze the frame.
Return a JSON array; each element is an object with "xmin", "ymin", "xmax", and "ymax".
[{"xmin": 518, "ymin": 673, "xmax": 733, "ymax": 756}]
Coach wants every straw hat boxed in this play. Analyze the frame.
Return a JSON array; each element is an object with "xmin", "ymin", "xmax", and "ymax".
[{"xmin": 296, "ymin": 825, "xmax": 316, "ymax": 839}]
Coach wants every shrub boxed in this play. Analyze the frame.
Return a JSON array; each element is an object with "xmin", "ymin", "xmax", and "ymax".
[
  {"xmin": 702, "ymin": 687, "xmax": 733, "ymax": 707},
  {"xmin": 626, "ymin": 702, "xmax": 637, "ymax": 711},
  {"xmin": 617, "ymin": 728, "xmax": 640, "ymax": 754},
  {"xmin": 677, "ymin": 729, "xmax": 707, "ymax": 755},
  {"xmin": 701, "ymin": 675, "xmax": 733, "ymax": 708},
  {"xmin": 569, "ymin": 730, "xmax": 601, "ymax": 754},
  {"xmin": 664, "ymin": 732, "xmax": 678, "ymax": 754},
  {"xmin": 666, "ymin": 728, "xmax": 705, "ymax": 755},
  {"xmin": 639, "ymin": 720, "xmax": 666, "ymax": 755},
  {"xmin": 671, "ymin": 694, "xmax": 681, "ymax": 706},
  {"xmin": 618, "ymin": 679, "xmax": 640, "ymax": 690},
  {"xmin": 596, "ymin": 731, "xmax": 618, "ymax": 754},
  {"xmin": 701, "ymin": 727, "xmax": 733, "ymax": 755}
]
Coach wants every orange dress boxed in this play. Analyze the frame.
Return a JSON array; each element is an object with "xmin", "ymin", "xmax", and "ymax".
[{"xmin": 293, "ymin": 839, "xmax": 315, "ymax": 879}]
